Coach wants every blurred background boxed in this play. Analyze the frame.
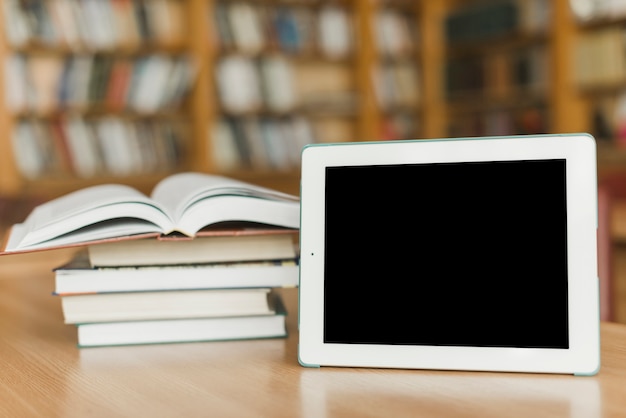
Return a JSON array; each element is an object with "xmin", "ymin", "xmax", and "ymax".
[{"xmin": 0, "ymin": 0, "xmax": 625, "ymax": 322}]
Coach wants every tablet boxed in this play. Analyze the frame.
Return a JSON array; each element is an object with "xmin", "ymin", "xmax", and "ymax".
[{"xmin": 298, "ymin": 134, "xmax": 600, "ymax": 375}]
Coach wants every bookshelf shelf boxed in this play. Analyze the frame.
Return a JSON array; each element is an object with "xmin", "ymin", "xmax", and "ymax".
[
  {"xmin": 446, "ymin": 32, "xmax": 549, "ymax": 56},
  {"xmin": 569, "ymin": 0, "xmax": 626, "ymax": 151},
  {"xmin": 447, "ymin": 94, "xmax": 548, "ymax": 112},
  {"xmin": 0, "ymin": 0, "xmax": 623, "ymax": 200},
  {"xmin": 443, "ymin": 0, "xmax": 553, "ymax": 137},
  {"xmin": 10, "ymin": 42, "xmax": 189, "ymax": 55},
  {"xmin": 575, "ymin": 16, "xmax": 626, "ymax": 30},
  {"xmin": 579, "ymin": 84, "xmax": 626, "ymax": 98}
]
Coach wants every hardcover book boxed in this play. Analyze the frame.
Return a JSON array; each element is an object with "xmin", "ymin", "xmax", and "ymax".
[
  {"xmin": 75, "ymin": 293, "xmax": 288, "ymax": 347},
  {"xmin": 86, "ymin": 230, "xmax": 297, "ymax": 267},
  {"xmin": 54, "ymin": 251, "xmax": 299, "ymax": 295},
  {"xmin": 61, "ymin": 287, "xmax": 276, "ymax": 324}
]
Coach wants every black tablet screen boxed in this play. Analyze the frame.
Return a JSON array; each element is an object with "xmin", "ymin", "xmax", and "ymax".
[{"xmin": 323, "ymin": 159, "xmax": 569, "ymax": 348}]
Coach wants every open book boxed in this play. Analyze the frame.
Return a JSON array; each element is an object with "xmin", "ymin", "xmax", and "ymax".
[{"xmin": 1, "ymin": 172, "xmax": 300, "ymax": 254}]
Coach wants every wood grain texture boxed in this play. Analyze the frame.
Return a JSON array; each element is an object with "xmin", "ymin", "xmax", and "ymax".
[{"xmin": 0, "ymin": 250, "xmax": 625, "ymax": 418}]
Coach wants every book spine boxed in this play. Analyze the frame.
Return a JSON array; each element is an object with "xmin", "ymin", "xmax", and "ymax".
[
  {"xmin": 9, "ymin": 115, "xmax": 186, "ymax": 179},
  {"xmin": 210, "ymin": 115, "xmax": 315, "ymax": 171},
  {"xmin": 6, "ymin": 53, "xmax": 105, "ymax": 111}
]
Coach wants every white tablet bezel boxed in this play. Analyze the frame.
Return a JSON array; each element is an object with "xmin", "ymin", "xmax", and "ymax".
[{"xmin": 298, "ymin": 134, "xmax": 600, "ymax": 375}]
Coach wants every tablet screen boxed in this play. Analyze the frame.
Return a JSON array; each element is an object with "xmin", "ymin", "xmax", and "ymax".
[{"xmin": 324, "ymin": 159, "xmax": 568, "ymax": 349}]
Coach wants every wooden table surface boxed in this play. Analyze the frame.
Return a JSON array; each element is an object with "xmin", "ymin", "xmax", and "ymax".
[{"xmin": 1, "ymin": 250, "xmax": 626, "ymax": 418}]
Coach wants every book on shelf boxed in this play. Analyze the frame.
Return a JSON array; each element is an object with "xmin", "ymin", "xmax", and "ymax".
[
  {"xmin": 60, "ymin": 287, "xmax": 276, "ymax": 324},
  {"xmin": 289, "ymin": 6, "xmax": 317, "ymax": 54},
  {"xmin": 590, "ymin": 98, "xmax": 615, "ymax": 141},
  {"xmin": 83, "ymin": 0, "xmax": 117, "ymax": 49},
  {"xmin": 163, "ymin": 56, "xmax": 196, "ymax": 108},
  {"xmin": 109, "ymin": 0, "xmax": 142, "ymax": 48},
  {"xmin": 295, "ymin": 62, "xmax": 355, "ymax": 111},
  {"xmin": 510, "ymin": 45, "xmax": 548, "ymax": 92},
  {"xmin": 614, "ymin": 92, "xmax": 626, "ymax": 146},
  {"xmin": 54, "ymin": 251, "xmax": 299, "ymax": 295},
  {"xmin": 105, "ymin": 58, "xmax": 133, "ymax": 111},
  {"xmin": 87, "ymin": 55, "xmax": 114, "ymax": 104},
  {"xmin": 66, "ymin": 55, "xmax": 95, "ymax": 107},
  {"xmin": 61, "ymin": 115, "xmax": 102, "ymax": 178},
  {"xmin": 47, "ymin": 117, "xmax": 74, "ymax": 174},
  {"xmin": 225, "ymin": 116, "xmax": 254, "ymax": 167},
  {"xmin": 575, "ymin": 27, "xmax": 626, "ymax": 88},
  {"xmin": 373, "ymin": 62, "xmax": 421, "ymax": 109},
  {"xmin": 374, "ymin": 8, "xmax": 417, "ymax": 57},
  {"xmin": 272, "ymin": 6, "xmax": 301, "ymax": 53},
  {"xmin": 28, "ymin": 55, "xmax": 65, "ymax": 113},
  {"xmin": 93, "ymin": 117, "xmax": 141, "ymax": 176},
  {"xmin": 75, "ymin": 296, "xmax": 288, "ymax": 348},
  {"xmin": 259, "ymin": 55, "xmax": 298, "ymax": 112},
  {"xmin": 216, "ymin": 53, "xmax": 301, "ymax": 113},
  {"xmin": 50, "ymin": 0, "xmax": 82, "ymax": 47},
  {"xmin": 0, "ymin": 172, "xmax": 300, "ymax": 254},
  {"xmin": 4, "ymin": 54, "xmax": 31, "ymax": 112},
  {"xmin": 211, "ymin": 118, "xmax": 244, "ymax": 171},
  {"xmin": 212, "ymin": 116, "xmax": 315, "ymax": 171},
  {"xmin": 517, "ymin": 0, "xmax": 551, "ymax": 34},
  {"xmin": 11, "ymin": 119, "xmax": 67, "ymax": 179},
  {"xmin": 5, "ymin": 49, "xmax": 196, "ymax": 112},
  {"xmin": 317, "ymin": 4, "xmax": 353, "ymax": 59},
  {"xmin": 241, "ymin": 117, "xmax": 271, "ymax": 170},
  {"xmin": 145, "ymin": 0, "xmax": 186, "ymax": 46},
  {"xmin": 2, "ymin": 0, "xmax": 188, "ymax": 48},
  {"xmin": 380, "ymin": 113, "xmax": 418, "ymax": 141},
  {"xmin": 214, "ymin": 1, "xmax": 321, "ymax": 55},
  {"xmin": 10, "ymin": 116, "xmax": 187, "ymax": 180},
  {"xmin": 2, "ymin": 0, "xmax": 31, "ymax": 47},
  {"xmin": 227, "ymin": 2, "xmax": 265, "ymax": 54},
  {"xmin": 6, "ymin": 0, "xmax": 56, "ymax": 45},
  {"xmin": 10, "ymin": 121, "xmax": 45, "ymax": 179},
  {"xmin": 216, "ymin": 55, "xmax": 263, "ymax": 113},
  {"xmin": 125, "ymin": 55, "xmax": 196, "ymax": 112},
  {"xmin": 259, "ymin": 118, "xmax": 293, "ymax": 170},
  {"xmin": 213, "ymin": 1, "xmax": 234, "ymax": 49}
]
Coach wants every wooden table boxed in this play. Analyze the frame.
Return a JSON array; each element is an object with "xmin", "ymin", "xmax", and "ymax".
[{"xmin": 1, "ymin": 250, "xmax": 626, "ymax": 418}]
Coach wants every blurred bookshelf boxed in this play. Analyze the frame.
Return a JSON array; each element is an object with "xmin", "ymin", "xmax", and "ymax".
[
  {"xmin": 1, "ymin": 0, "xmax": 626, "ymax": 201},
  {"xmin": 0, "ymin": 0, "xmax": 197, "ymax": 198},
  {"xmin": 569, "ymin": 0, "xmax": 626, "ymax": 203}
]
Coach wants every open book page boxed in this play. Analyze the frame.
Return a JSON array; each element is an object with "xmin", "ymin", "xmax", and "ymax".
[
  {"xmin": 6, "ymin": 222, "xmax": 160, "ymax": 252},
  {"xmin": 175, "ymin": 195, "xmax": 300, "ymax": 236},
  {"xmin": 7, "ymin": 184, "xmax": 173, "ymax": 251},
  {"xmin": 24, "ymin": 184, "xmax": 150, "ymax": 230},
  {"xmin": 0, "ymin": 172, "xmax": 300, "ymax": 254},
  {"xmin": 151, "ymin": 172, "xmax": 299, "ymax": 221}
]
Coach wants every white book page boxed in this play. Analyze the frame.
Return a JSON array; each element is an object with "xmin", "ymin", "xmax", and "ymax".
[
  {"xmin": 14, "ymin": 220, "xmax": 162, "ymax": 251},
  {"xmin": 14, "ymin": 184, "xmax": 173, "ymax": 249},
  {"xmin": 151, "ymin": 172, "xmax": 299, "ymax": 223}
]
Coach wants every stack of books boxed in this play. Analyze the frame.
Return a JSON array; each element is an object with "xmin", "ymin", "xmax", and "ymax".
[
  {"xmin": 0, "ymin": 172, "xmax": 301, "ymax": 347},
  {"xmin": 54, "ymin": 229, "xmax": 298, "ymax": 347}
]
